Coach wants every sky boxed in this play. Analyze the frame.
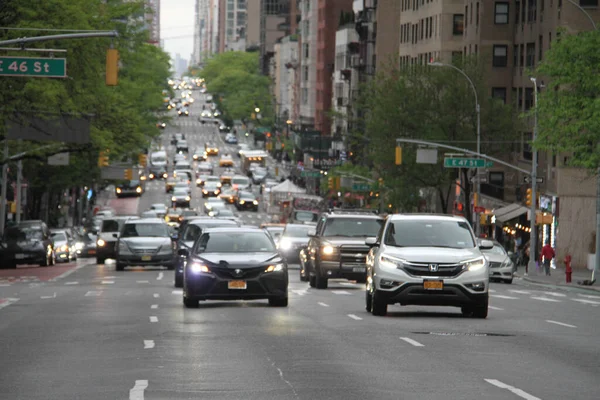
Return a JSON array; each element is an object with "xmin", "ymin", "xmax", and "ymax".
[{"xmin": 160, "ymin": 0, "xmax": 196, "ymax": 63}]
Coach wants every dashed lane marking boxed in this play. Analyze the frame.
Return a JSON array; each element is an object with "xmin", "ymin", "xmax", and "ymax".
[
  {"xmin": 0, "ymin": 298, "xmax": 19, "ymax": 310},
  {"xmin": 544, "ymin": 292, "xmax": 567, "ymax": 297},
  {"xmin": 49, "ymin": 261, "xmax": 91, "ymax": 281},
  {"xmin": 578, "ymin": 294, "xmax": 600, "ymax": 299},
  {"xmin": 64, "ymin": 281, "xmax": 79, "ymax": 285},
  {"xmin": 347, "ymin": 314, "xmax": 362, "ymax": 320},
  {"xmin": 149, "ymin": 316, "xmax": 158, "ymax": 323},
  {"xmin": 172, "ymin": 289, "xmax": 183, "ymax": 295},
  {"xmin": 318, "ymin": 302, "xmax": 329, "ymax": 307},
  {"xmin": 488, "ymin": 306, "xmax": 504, "ymax": 311},
  {"xmin": 332, "ymin": 290, "xmax": 351, "ymax": 295},
  {"xmin": 488, "ymin": 289, "xmax": 496, "ymax": 293},
  {"xmin": 153, "ymin": 293, "xmax": 160, "ymax": 298},
  {"xmin": 129, "ymin": 380, "xmax": 148, "ymax": 400},
  {"xmin": 491, "ymin": 295, "xmax": 519, "ymax": 300},
  {"xmin": 151, "ymin": 304, "xmax": 158, "ymax": 309},
  {"xmin": 84, "ymin": 291, "xmax": 102, "ymax": 296},
  {"xmin": 157, "ymin": 272, "xmax": 164, "ymax": 280},
  {"xmin": 484, "ymin": 379, "xmax": 542, "ymax": 400},
  {"xmin": 400, "ymin": 337, "xmax": 424, "ymax": 347},
  {"xmin": 546, "ymin": 320, "xmax": 577, "ymax": 328},
  {"xmin": 40, "ymin": 292, "xmax": 56, "ymax": 299},
  {"xmin": 508, "ymin": 290, "xmax": 531, "ymax": 294},
  {"xmin": 571, "ymin": 298, "xmax": 600, "ymax": 305},
  {"xmin": 531, "ymin": 296, "xmax": 561, "ymax": 302},
  {"xmin": 101, "ymin": 280, "xmax": 114, "ymax": 284},
  {"xmin": 143, "ymin": 340, "xmax": 155, "ymax": 349},
  {"xmin": 137, "ymin": 281, "xmax": 150, "ymax": 284}
]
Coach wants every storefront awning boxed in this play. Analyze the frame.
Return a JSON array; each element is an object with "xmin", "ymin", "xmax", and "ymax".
[{"xmin": 493, "ymin": 203, "xmax": 529, "ymax": 223}]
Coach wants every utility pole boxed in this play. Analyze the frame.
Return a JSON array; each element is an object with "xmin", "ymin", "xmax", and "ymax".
[
  {"xmin": 15, "ymin": 159, "xmax": 22, "ymax": 223},
  {"xmin": 528, "ymin": 77, "xmax": 540, "ymax": 276},
  {"xmin": 0, "ymin": 141, "xmax": 8, "ymax": 234}
]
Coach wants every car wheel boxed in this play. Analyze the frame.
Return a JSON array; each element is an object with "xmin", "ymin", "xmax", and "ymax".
[
  {"xmin": 309, "ymin": 274, "xmax": 316, "ymax": 288},
  {"xmin": 365, "ymin": 290, "xmax": 373, "ymax": 312},
  {"xmin": 371, "ymin": 290, "xmax": 388, "ymax": 316},
  {"xmin": 174, "ymin": 273, "xmax": 183, "ymax": 288},
  {"xmin": 116, "ymin": 262, "xmax": 125, "ymax": 271},
  {"xmin": 462, "ymin": 296, "xmax": 489, "ymax": 319},
  {"xmin": 315, "ymin": 271, "xmax": 328, "ymax": 289},
  {"xmin": 268, "ymin": 296, "xmax": 288, "ymax": 307},
  {"xmin": 299, "ymin": 269, "xmax": 308, "ymax": 282},
  {"xmin": 183, "ymin": 296, "xmax": 198, "ymax": 308},
  {"xmin": 96, "ymin": 256, "xmax": 106, "ymax": 265}
]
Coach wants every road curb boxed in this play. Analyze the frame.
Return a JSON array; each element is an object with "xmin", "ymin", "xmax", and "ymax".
[{"xmin": 520, "ymin": 275, "xmax": 600, "ymax": 293}]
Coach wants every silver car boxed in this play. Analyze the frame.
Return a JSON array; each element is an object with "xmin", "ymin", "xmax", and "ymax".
[
  {"xmin": 366, "ymin": 214, "xmax": 492, "ymax": 318},
  {"xmin": 115, "ymin": 218, "xmax": 176, "ymax": 271},
  {"xmin": 481, "ymin": 240, "xmax": 514, "ymax": 284}
]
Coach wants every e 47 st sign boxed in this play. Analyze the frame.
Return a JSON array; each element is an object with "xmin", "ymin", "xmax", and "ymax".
[{"xmin": 0, "ymin": 56, "xmax": 66, "ymax": 78}]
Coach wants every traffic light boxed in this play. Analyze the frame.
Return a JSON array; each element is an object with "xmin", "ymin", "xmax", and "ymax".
[
  {"xmin": 98, "ymin": 151, "xmax": 109, "ymax": 167},
  {"xmin": 138, "ymin": 154, "xmax": 147, "ymax": 167},
  {"xmin": 334, "ymin": 177, "xmax": 341, "ymax": 191},
  {"xmin": 395, "ymin": 146, "xmax": 402, "ymax": 165},
  {"xmin": 525, "ymin": 188, "xmax": 532, "ymax": 206},
  {"xmin": 328, "ymin": 177, "xmax": 334, "ymax": 190},
  {"xmin": 106, "ymin": 49, "xmax": 119, "ymax": 86},
  {"xmin": 124, "ymin": 169, "xmax": 133, "ymax": 180},
  {"xmin": 480, "ymin": 214, "xmax": 489, "ymax": 226}
]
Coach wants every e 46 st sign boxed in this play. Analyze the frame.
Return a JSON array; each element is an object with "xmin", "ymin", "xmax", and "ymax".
[{"xmin": 0, "ymin": 56, "xmax": 67, "ymax": 78}]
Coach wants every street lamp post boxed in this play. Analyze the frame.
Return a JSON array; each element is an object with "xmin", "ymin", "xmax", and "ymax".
[
  {"xmin": 429, "ymin": 62, "xmax": 481, "ymax": 235},
  {"xmin": 528, "ymin": 77, "xmax": 542, "ymax": 276}
]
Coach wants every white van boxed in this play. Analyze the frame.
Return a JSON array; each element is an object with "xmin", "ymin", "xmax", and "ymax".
[{"xmin": 150, "ymin": 151, "xmax": 168, "ymax": 168}]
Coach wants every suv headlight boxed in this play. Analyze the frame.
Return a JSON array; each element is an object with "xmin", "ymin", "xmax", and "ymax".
[
  {"xmin": 321, "ymin": 245, "xmax": 335, "ymax": 255},
  {"xmin": 379, "ymin": 255, "xmax": 405, "ymax": 269},
  {"xmin": 278, "ymin": 238, "xmax": 292, "ymax": 250},
  {"xmin": 463, "ymin": 257, "xmax": 486, "ymax": 271}
]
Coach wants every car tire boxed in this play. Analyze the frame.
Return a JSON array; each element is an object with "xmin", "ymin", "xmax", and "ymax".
[
  {"xmin": 299, "ymin": 269, "xmax": 308, "ymax": 282},
  {"xmin": 315, "ymin": 271, "xmax": 328, "ymax": 289},
  {"xmin": 96, "ymin": 256, "xmax": 106, "ymax": 265},
  {"xmin": 462, "ymin": 296, "xmax": 489, "ymax": 319},
  {"xmin": 355, "ymin": 276, "xmax": 367, "ymax": 284},
  {"xmin": 183, "ymin": 296, "xmax": 198, "ymax": 308},
  {"xmin": 371, "ymin": 290, "xmax": 388, "ymax": 316},
  {"xmin": 365, "ymin": 290, "xmax": 373, "ymax": 312},
  {"xmin": 174, "ymin": 274, "xmax": 183, "ymax": 288},
  {"xmin": 116, "ymin": 262, "xmax": 125, "ymax": 271},
  {"xmin": 268, "ymin": 296, "xmax": 288, "ymax": 307},
  {"xmin": 309, "ymin": 274, "xmax": 316, "ymax": 288}
]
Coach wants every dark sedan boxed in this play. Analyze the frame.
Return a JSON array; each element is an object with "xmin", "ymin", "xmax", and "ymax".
[
  {"xmin": 180, "ymin": 227, "xmax": 288, "ymax": 307},
  {"xmin": 0, "ymin": 221, "xmax": 55, "ymax": 268},
  {"xmin": 235, "ymin": 191, "xmax": 259, "ymax": 212},
  {"xmin": 276, "ymin": 224, "xmax": 313, "ymax": 263},
  {"xmin": 116, "ymin": 180, "xmax": 143, "ymax": 198}
]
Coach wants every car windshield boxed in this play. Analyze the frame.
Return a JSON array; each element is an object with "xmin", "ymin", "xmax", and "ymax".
[
  {"xmin": 322, "ymin": 218, "xmax": 383, "ymax": 237},
  {"xmin": 240, "ymin": 192, "xmax": 255, "ymax": 200},
  {"xmin": 195, "ymin": 232, "xmax": 275, "ymax": 253},
  {"xmin": 121, "ymin": 223, "xmax": 169, "ymax": 238},
  {"xmin": 294, "ymin": 211, "xmax": 318, "ymax": 222},
  {"xmin": 217, "ymin": 210, "xmax": 234, "ymax": 217},
  {"xmin": 152, "ymin": 204, "xmax": 167, "ymax": 210},
  {"xmin": 205, "ymin": 182, "xmax": 219, "ymax": 189},
  {"xmin": 232, "ymin": 177, "xmax": 250, "ymax": 185},
  {"xmin": 482, "ymin": 243, "xmax": 507, "ymax": 255},
  {"xmin": 206, "ymin": 176, "xmax": 219, "ymax": 181},
  {"xmin": 173, "ymin": 189, "xmax": 188, "ymax": 195},
  {"xmin": 183, "ymin": 221, "xmax": 237, "ymax": 241},
  {"xmin": 283, "ymin": 225, "xmax": 313, "ymax": 237},
  {"xmin": 383, "ymin": 220, "xmax": 476, "ymax": 249},
  {"xmin": 6, "ymin": 226, "xmax": 44, "ymax": 240},
  {"xmin": 182, "ymin": 210, "xmax": 197, "ymax": 216},
  {"xmin": 52, "ymin": 232, "xmax": 68, "ymax": 241},
  {"xmin": 102, "ymin": 219, "xmax": 122, "ymax": 232}
]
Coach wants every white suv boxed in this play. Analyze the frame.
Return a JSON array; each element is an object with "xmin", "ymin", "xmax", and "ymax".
[{"xmin": 365, "ymin": 214, "xmax": 492, "ymax": 318}]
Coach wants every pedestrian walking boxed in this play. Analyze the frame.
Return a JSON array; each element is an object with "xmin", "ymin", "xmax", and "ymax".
[{"xmin": 540, "ymin": 241, "xmax": 555, "ymax": 276}]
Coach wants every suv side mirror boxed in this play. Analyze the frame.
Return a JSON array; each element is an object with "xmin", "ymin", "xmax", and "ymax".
[
  {"xmin": 307, "ymin": 229, "xmax": 316, "ymax": 237},
  {"xmin": 365, "ymin": 237, "xmax": 379, "ymax": 247},
  {"xmin": 177, "ymin": 248, "xmax": 189, "ymax": 257},
  {"xmin": 479, "ymin": 239, "xmax": 494, "ymax": 250},
  {"xmin": 112, "ymin": 233, "xmax": 119, "ymax": 239}
]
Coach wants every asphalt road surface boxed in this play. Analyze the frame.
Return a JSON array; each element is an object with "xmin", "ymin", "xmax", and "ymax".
[{"xmin": 1, "ymin": 93, "xmax": 599, "ymax": 399}]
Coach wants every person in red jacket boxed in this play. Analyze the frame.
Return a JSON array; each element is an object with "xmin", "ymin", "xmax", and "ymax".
[{"xmin": 540, "ymin": 241, "xmax": 555, "ymax": 276}]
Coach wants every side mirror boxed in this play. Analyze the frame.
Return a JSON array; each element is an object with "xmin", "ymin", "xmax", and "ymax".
[
  {"xmin": 479, "ymin": 239, "xmax": 494, "ymax": 250},
  {"xmin": 307, "ymin": 229, "xmax": 316, "ymax": 238},
  {"xmin": 177, "ymin": 248, "xmax": 188, "ymax": 257},
  {"xmin": 507, "ymin": 251, "xmax": 514, "ymax": 257},
  {"xmin": 365, "ymin": 237, "xmax": 379, "ymax": 247},
  {"xmin": 112, "ymin": 233, "xmax": 119, "ymax": 238}
]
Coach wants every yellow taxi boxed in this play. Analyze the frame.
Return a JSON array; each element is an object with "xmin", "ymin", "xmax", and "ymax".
[
  {"xmin": 219, "ymin": 154, "xmax": 234, "ymax": 168},
  {"xmin": 219, "ymin": 188, "xmax": 238, "ymax": 204},
  {"xmin": 164, "ymin": 208, "xmax": 184, "ymax": 226},
  {"xmin": 220, "ymin": 168, "xmax": 235, "ymax": 185},
  {"xmin": 205, "ymin": 142, "xmax": 219, "ymax": 156}
]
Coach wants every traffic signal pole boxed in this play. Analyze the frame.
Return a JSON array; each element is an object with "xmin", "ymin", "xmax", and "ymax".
[{"xmin": 528, "ymin": 78, "xmax": 539, "ymax": 275}]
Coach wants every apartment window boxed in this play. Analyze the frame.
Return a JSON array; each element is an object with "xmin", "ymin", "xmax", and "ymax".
[
  {"xmin": 302, "ymin": 88, "xmax": 308, "ymax": 105},
  {"xmin": 237, "ymin": 0, "xmax": 246, "ymax": 9},
  {"xmin": 513, "ymin": 45, "xmax": 519, "ymax": 66},
  {"xmin": 493, "ymin": 45, "xmax": 508, "ymax": 67},
  {"xmin": 303, "ymin": 66, "xmax": 308, "ymax": 82},
  {"xmin": 477, "ymin": 3, "xmax": 480, "ymax": 27},
  {"xmin": 526, "ymin": 42, "xmax": 536, "ymax": 67},
  {"xmin": 539, "ymin": 35, "xmax": 543, "ymax": 61},
  {"xmin": 492, "ymin": 87, "xmax": 507, "ymax": 104},
  {"xmin": 453, "ymin": 14, "xmax": 464, "ymax": 35},
  {"xmin": 528, "ymin": 0, "xmax": 537, "ymax": 22},
  {"xmin": 495, "ymin": 2, "xmax": 509, "ymax": 24},
  {"xmin": 519, "ymin": 44, "xmax": 524, "ymax": 67},
  {"xmin": 523, "ymin": 133, "xmax": 533, "ymax": 161},
  {"xmin": 303, "ymin": 43, "xmax": 309, "ymax": 58},
  {"xmin": 524, "ymin": 87, "xmax": 534, "ymax": 110},
  {"xmin": 429, "ymin": 16, "xmax": 433, "ymax": 37},
  {"xmin": 512, "ymin": 87, "xmax": 517, "ymax": 106},
  {"xmin": 580, "ymin": 0, "xmax": 599, "ymax": 6},
  {"xmin": 517, "ymin": 87, "xmax": 523, "ymax": 109},
  {"xmin": 516, "ymin": 1, "xmax": 521, "ymax": 23}
]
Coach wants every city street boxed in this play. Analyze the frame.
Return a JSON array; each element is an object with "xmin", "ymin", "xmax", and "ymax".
[{"xmin": 1, "ymin": 260, "xmax": 599, "ymax": 399}]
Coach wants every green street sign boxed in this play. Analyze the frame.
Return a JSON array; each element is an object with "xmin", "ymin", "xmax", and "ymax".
[
  {"xmin": 352, "ymin": 183, "xmax": 371, "ymax": 191},
  {"xmin": 0, "ymin": 56, "xmax": 66, "ymax": 78},
  {"xmin": 301, "ymin": 170, "xmax": 321, "ymax": 178},
  {"xmin": 444, "ymin": 157, "xmax": 493, "ymax": 168}
]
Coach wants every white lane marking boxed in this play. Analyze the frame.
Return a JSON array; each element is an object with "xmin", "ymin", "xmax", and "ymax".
[
  {"xmin": 508, "ymin": 290, "xmax": 531, "ymax": 294},
  {"xmin": 40, "ymin": 292, "xmax": 57, "ymax": 299},
  {"xmin": 488, "ymin": 289, "xmax": 496, "ymax": 293},
  {"xmin": 332, "ymin": 290, "xmax": 351, "ymax": 295},
  {"xmin": 491, "ymin": 295, "xmax": 519, "ymax": 300},
  {"xmin": 153, "ymin": 293, "xmax": 160, "ymax": 298},
  {"xmin": 318, "ymin": 302, "xmax": 329, "ymax": 307},
  {"xmin": 129, "ymin": 380, "xmax": 148, "ymax": 400},
  {"xmin": 85, "ymin": 291, "xmax": 102, "ymax": 296},
  {"xmin": 49, "ymin": 260, "xmax": 91, "ymax": 281},
  {"xmin": 347, "ymin": 314, "xmax": 362, "ymax": 320},
  {"xmin": 64, "ymin": 281, "xmax": 79, "ymax": 285},
  {"xmin": 101, "ymin": 280, "xmax": 114, "ymax": 284},
  {"xmin": 292, "ymin": 289, "xmax": 308, "ymax": 296},
  {"xmin": 488, "ymin": 306, "xmax": 504, "ymax": 311},
  {"xmin": 172, "ymin": 289, "xmax": 183, "ymax": 295},
  {"xmin": 151, "ymin": 304, "xmax": 158, "ymax": 309},
  {"xmin": 578, "ymin": 293, "xmax": 600, "ymax": 299},
  {"xmin": 0, "ymin": 284, "xmax": 11, "ymax": 287},
  {"xmin": 546, "ymin": 320, "xmax": 577, "ymax": 328},
  {"xmin": 400, "ymin": 337, "xmax": 424, "ymax": 347},
  {"xmin": 0, "ymin": 298, "xmax": 19, "ymax": 310},
  {"xmin": 531, "ymin": 296, "xmax": 561, "ymax": 302},
  {"xmin": 544, "ymin": 292, "xmax": 567, "ymax": 297},
  {"xmin": 137, "ymin": 280, "xmax": 150, "ymax": 284},
  {"xmin": 157, "ymin": 272, "xmax": 164, "ymax": 280},
  {"xmin": 100, "ymin": 276, "xmax": 116, "ymax": 279},
  {"xmin": 485, "ymin": 379, "xmax": 542, "ymax": 400},
  {"xmin": 571, "ymin": 298, "xmax": 600, "ymax": 305},
  {"xmin": 149, "ymin": 316, "xmax": 158, "ymax": 323},
  {"xmin": 144, "ymin": 340, "xmax": 155, "ymax": 349}
]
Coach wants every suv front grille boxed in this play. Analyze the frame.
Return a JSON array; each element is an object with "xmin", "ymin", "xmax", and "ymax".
[
  {"xmin": 401, "ymin": 262, "xmax": 465, "ymax": 277},
  {"xmin": 132, "ymin": 248, "xmax": 160, "ymax": 255},
  {"xmin": 339, "ymin": 245, "xmax": 370, "ymax": 264}
]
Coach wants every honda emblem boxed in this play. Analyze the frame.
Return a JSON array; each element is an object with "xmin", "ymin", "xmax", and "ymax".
[{"xmin": 428, "ymin": 264, "xmax": 439, "ymax": 272}]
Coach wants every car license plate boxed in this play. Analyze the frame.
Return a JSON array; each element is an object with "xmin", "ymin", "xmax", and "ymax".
[
  {"xmin": 15, "ymin": 253, "xmax": 26, "ymax": 259},
  {"xmin": 423, "ymin": 280, "xmax": 443, "ymax": 290},
  {"xmin": 352, "ymin": 267, "xmax": 365, "ymax": 272},
  {"xmin": 88, "ymin": 250, "xmax": 96, "ymax": 255},
  {"xmin": 141, "ymin": 255, "xmax": 152, "ymax": 261},
  {"xmin": 228, "ymin": 280, "xmax": 247, "ymax": 290}
]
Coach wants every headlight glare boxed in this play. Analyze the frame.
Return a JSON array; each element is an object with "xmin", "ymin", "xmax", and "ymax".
[
  {"xmin": 464, "ymin": 257, "xmax": 486, "ymax": 271},
  {"xmin": 97, "ymin": 238, "xmax": 106, "ymax": 247},
  {"xmin": 321, "ymin": 245, "xmax": 334, "ymax": 255},
  {"xmin": 380, "ymin": 255, "xmax": 405, "ymax": 269},
  {"xmin": 190, "ymin": 263, "xmax": 210, "ymax": 273},
  {"xmin": 278, "ymin": 238, "xmax": 292, "ymax": 250},
  {"xmin": 265, "ymin": 263, "xmax": 284, "ymax": 272}
]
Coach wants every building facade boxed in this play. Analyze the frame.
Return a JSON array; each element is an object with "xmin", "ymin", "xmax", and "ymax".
[
  {"xmin": 219, "ymin": 0, "xmax": 248, "ymax": 52},
  {"xmin": 274, "ymin": 36, "xmax": 298, "ymax": 124},
  {"xmin": 298, "ymin": 0, "xmax": 318, "ymax": 129}
]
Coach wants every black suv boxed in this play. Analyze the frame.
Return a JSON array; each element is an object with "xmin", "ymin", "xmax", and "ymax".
[{"xmin": 305, "ymin": 210, "xmax": 383, "ymax": 289}]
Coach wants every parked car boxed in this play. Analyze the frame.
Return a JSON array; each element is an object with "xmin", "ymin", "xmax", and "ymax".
[{"xmin": 0, "ymin": 220, "xmax": 55, "ymax": 268}]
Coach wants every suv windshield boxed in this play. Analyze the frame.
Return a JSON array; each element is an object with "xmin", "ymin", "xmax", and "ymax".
[
  {"xmin": 232, "ymin": 177, "xmax": 249, "ymax": 185},
  {"xmin": 322, "ymin": 218, "xmax": 383, "ymax": 237},
  {"xmin": 121, "ymin": 223, "xmax": 169, "ymax": 238},
  {"xmin": 294, "ymin": 211, "xmax": 318, "ymax": 222},
  {"xmin": 195, "ymin": 232, "xmax": 275, "ymax": 253},
  {"xmin": 6, "ymin": 226, "xmax": 43, "ymax": 241},
  {"xmin": 284, "ymin": 225, "xmax": 313, "ymax": 237},
  {"xmin": 51, "ymin": 232, "xmax": 67, "ymax": 241},
  {"xmin": 384, "ymin": 220, "xmax": 475, "ymax": 249},
  {"xmin": 102, "ymin": 219, "xmax": 122, "ymax": 232}
]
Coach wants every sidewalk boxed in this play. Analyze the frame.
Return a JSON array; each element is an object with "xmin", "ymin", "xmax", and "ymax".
[{"xmin": 514, "ymin": 266, "xmax": 600, "ymax": 292}]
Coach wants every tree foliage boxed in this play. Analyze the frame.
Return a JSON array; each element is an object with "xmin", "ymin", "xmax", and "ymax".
[
  {"xmin": 194, "ymin": 52, "xmax": 274, "ymax": 125},
  {"xmin": 534, "ymin": 29, "xmax": 600, "ymax": 170},
  {"xmin": 350, "ymin": 56, "xmax": 520, "ymax": 215}
]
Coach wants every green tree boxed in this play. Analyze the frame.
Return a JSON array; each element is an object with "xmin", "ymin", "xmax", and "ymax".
[{"xmin": 534, "ymin": 29, "xmax": 600, "ymax": 170}]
